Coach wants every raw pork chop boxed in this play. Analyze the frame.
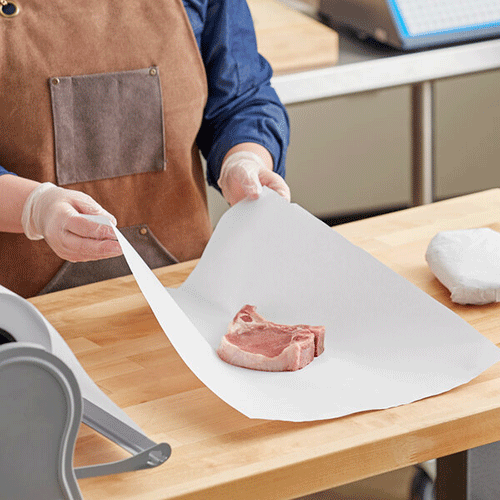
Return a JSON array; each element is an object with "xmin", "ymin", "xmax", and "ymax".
[{"xmin": 217, "ymin": 305, "xmax": 325, "ymax": 371}]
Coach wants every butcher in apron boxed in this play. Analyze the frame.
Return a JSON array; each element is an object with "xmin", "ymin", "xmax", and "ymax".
[{"xmin": 0, "ymin": 0, "xmax": 290, "ymax": 298}]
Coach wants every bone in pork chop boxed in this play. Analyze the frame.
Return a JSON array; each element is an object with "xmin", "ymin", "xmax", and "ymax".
[{"xmin": 217, "ymin": 305, "xmax": 325, "ymax": 371}]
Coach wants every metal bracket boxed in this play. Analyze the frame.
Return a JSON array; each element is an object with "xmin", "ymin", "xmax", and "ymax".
[{"xmin": 75, "ymin": 399, "xmax": 171, "ymax": 479}]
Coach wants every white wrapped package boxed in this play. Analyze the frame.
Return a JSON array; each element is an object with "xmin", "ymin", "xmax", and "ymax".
[{"xmin": 426, "ymin": 228, "xmax": 500, "ymax": 305}]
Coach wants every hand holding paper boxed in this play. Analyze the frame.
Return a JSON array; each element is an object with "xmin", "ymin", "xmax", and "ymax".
[
  {"xmin": 22, "ymin": 183, "xmax": 122, "ymax": 262},
  {"xmin": 217, "ymin": 151, "xmax": 291, "ymax": 205}
]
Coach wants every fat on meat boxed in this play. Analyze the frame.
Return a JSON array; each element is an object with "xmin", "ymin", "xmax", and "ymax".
[{"xmin": 217, "ymin": 305, "xmax": 325, "ymax": 372}]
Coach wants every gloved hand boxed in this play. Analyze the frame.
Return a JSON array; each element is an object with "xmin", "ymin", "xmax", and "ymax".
[
  {"xmin": 217, "ymin": 151, "xmax": 291, "ymax": 206},
  {"xmin": 21, "ymin": 182, "xmax": 123, "ymax": 262}
]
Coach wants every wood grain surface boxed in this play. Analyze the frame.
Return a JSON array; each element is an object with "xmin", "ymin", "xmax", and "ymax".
[
  {"xmin": 249, "ymin": 0, "xmax": 339, "ymax": 75},
  {"xmin": 29, "ymin": 189, "xmax": 500, "ymax": 500}
]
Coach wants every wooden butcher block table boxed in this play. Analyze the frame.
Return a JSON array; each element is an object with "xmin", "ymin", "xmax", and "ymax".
[
  {"xmin": 29, "ymin": 189, "xmax": 500, "ymax": 500},
  {"xmin": 248, "ymin": 0, "xmax": 339, "ymax": 75}
]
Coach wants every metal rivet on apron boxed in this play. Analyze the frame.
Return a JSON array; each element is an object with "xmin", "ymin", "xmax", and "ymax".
[
  {"xmin": 140, "ymin": 227, "xmax": 147, "ymax": 235},
  {"xmin": 51, "ymin": 77, "xmax": 60, "ymax": 86},
  {"xmin": 149, "ymin": 67, "xmax": 157, "ymax": 77},
  {"xmin": 0, "ymin": 0, "xmax": 20, "ymax": 18}
]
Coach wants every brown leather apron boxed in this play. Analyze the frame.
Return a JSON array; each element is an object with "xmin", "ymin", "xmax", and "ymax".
[{"xmin": 0, "ymin": 0, "xmax": 212, "ymax": 298}]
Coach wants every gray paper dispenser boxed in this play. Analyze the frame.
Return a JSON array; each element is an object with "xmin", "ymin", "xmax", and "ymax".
[{"xmin": 0, "ymin": 285, "xmax": 171, "ymax": 499}]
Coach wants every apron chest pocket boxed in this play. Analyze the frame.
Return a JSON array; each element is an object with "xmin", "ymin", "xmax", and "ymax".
[{"xmin": 50, "ymin": 67, "xmax": 166, "ymax": 186}]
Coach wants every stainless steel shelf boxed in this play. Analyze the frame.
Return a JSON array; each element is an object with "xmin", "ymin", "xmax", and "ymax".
[{"xmin": 272, "ymin": 30, "xmax": 500, "ymax": 104}]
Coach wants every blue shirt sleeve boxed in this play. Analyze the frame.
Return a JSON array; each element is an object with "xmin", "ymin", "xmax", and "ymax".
[
  {"xmin": 0, "ymin": 166, "xmax": 14, "ymax": 176},
  {"xmin": 183, "ymin": 0, "xmax": 290, "ymax": 188}
]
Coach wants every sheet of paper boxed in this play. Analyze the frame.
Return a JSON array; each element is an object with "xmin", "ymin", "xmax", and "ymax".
[{"xmin": 88, "ymin": 189, "xmax": 500, "ymax": 421}]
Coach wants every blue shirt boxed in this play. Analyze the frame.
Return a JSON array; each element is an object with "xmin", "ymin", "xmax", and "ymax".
[{"xmin": 0, "ymin": 0, "xmax": 289, "ymax": 187}]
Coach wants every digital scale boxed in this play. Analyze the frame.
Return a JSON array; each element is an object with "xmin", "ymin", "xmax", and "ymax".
[{"xmin": 319, "ymin": 0, "xmax": 500, "ymax": 50}]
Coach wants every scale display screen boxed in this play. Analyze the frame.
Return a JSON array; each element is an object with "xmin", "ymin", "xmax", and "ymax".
[
  {"xmin": 320, "ymin": 0, "xmax": 500, "ymax": 49},
  {"xmin": 388, "ymin": 0, "xmax": 500, "ymax": 39}
]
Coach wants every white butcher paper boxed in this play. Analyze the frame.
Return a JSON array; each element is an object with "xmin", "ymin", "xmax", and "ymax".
[
  {"xmin": 426, "ymin": 228, "xmax": 500, "ymax": 305},
  {"xmin": 88, "ymin": 188, "xmax": 500, "ymax": 421}
]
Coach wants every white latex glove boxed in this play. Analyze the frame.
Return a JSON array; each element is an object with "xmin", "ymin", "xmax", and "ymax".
[
  {"xmin": 21, "ymin": 182, "xmax": 123, "ymax": 262},
  {"xmin": 217, "ymin": 151, "xmax": 291, "ymax": 206}
]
